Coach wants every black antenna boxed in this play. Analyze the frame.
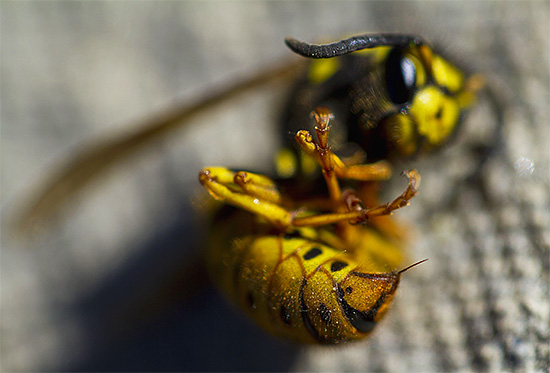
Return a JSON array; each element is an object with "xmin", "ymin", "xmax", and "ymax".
[
  {"xmin": 285, "ymin": 34, "xmax": 424, "ymax": 59},
  {"xmin": 398, "ymin": 258, "xmax": 429, "ymax": 274}
]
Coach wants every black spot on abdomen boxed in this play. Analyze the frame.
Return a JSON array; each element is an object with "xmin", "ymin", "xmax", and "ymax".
[
  {"xmin": 303, "ymin": 247, "xmax": 322, "ymax": 260},
  {"xmin": 330, "ymin": 261, "xmax": 348, "ymax": 272}
]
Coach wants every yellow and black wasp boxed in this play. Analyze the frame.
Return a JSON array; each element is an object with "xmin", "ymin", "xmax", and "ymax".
[
  {"xmin": 197, "ymin": 34, "xmax": 482, "ymax": 344},
  {"xmin": 16, "ymin": 33, "xmax": 483, "ymax": 344}
]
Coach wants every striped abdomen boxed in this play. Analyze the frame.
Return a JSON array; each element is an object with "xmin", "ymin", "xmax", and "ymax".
[{"xmin": 206, "ymin": 227, "xmax": 401, "ymax": 344}]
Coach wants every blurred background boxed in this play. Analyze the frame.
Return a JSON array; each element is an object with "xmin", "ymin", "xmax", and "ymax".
[{"xmin": 1, "ymin": 2, "xmax": 548, "ymax": 371}]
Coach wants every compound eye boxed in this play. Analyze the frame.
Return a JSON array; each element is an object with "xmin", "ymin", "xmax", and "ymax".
[{"xmin": 385, "ymin": 48, "xmax": 417, "ymax": 105}]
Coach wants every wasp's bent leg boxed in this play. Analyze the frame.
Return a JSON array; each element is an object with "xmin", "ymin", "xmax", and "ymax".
[
  {"xmin": 292, "ymin": 108, "xmax": 420, "ymax": 228},
  {"xmin": 297, "ymin": 128, "xmax": 403, "ymax": 237},
  {"xmin": 356, "ymin": 181, "xmax": 413, "ymax": 242},
  {"xmin": 292, "ymin": 170, "xmax": 420, "ymax": 228},
  {"xmin": 199, "ymin": 167, "xmax": 291, "ymax": 230},
  {"xmin": 296, "ymin": 131, "xmax": 393, "ymax": 183},
  {"xmin": 296, "ymin": 108, "xmax": 393, "ymax": 183}
]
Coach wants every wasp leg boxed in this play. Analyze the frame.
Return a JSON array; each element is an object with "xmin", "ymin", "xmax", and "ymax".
[
  {"xmin": 292, "ymin": 107, "xmax": 420, "ymax": 230},
  {"xmin": 295, "ymin": 108, "xmax": 392, "ymax": 216},
  {"xmin": 199, "ymin": 167, "xmax": 291, "ymax": 230},
  {"xmin": 291, "ymin": 170, "xmax": 420, "ymax": 227},
  {"xmin": 297, "ymin": 131, "xmax": 392, "ymax": 182},
  {"xmin": 296, "ymin": 108, "xmax": 393, "ymax": 209},
  {"xmin": 296, "ymin": 108, "xmax": 392, "ymax": 183},
  {"xmin": 356, "ymin": 181, "xmax": 412, "ymax": 242},
  {"xmin": 233, "ymin": 171, "xmax": 285, "ymax": 204}
]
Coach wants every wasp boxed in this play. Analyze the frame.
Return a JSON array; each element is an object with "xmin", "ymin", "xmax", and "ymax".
[
  {"xmin": 198, "ymin": 34, "xmax": 482, "ymax": 343},
  {"xmin": 16, "ymin": 34, "xmax": 482, "ymax": 344}
]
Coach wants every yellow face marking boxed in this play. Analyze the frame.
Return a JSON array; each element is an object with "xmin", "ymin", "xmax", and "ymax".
[
  {"xmin": 432, "ymin": 55, "xmax": 465, "ymax": 93},
  {"xmin": 355, "ymin": 45, "xmax": 392, "ymax": 61},
  {"xmin": 410, "ymin": 86, "xmax": 460, "ymax": 145},
  {"xmin": 308, "ymin": 58, "xmax": 341, "ymax": 84},
  {"xmin": 418, "ymin": 44, "xmax": 434, "ymax": 71}
]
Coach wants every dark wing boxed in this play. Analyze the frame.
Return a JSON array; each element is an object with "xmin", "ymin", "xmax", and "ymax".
[{"xmin": 15, "ymin": 60, "xmax": 304, "ymax": 235}]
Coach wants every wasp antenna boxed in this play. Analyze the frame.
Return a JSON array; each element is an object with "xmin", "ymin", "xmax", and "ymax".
[
  {"xmin": 398, "ymin": 258, "xmax": 429, "ymax": 274},
  {"xmin": 285, "ymin": 34, "xmax": 424, "ymax": 59}
]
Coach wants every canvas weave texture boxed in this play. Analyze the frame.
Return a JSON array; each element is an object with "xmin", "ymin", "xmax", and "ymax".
[{"xmin": 2, "ymin": 2, "xmax": 548, "ymax": 371}]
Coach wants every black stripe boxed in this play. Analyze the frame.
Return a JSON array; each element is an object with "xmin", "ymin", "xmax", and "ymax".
[
  {"xmin": 299, "ymin": 279, "xmax": 328, "ymax": 344},
  {"xmin": 336, "ymin": 285, "xmax": 382, "ymax": 334},
  {"xmin": 318, "ymin": 303, "xmax": 332, "ymax": 326},
  {"xmin": 350, "ymin": 271, "xmax": 391, "ymax": 279}
]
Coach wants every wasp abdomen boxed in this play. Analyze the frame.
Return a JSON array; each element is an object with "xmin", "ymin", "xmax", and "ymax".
[{"xmin": 208, "ymin": 233, "xmax": 401, "ymax": 344}]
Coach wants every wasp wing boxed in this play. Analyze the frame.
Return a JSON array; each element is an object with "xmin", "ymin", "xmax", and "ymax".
[{"xmin": 15, "ymin": 60, "xmax": 304, "ymax": 235}]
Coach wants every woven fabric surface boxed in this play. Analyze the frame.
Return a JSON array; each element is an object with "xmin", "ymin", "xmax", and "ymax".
[{"xmin": 2, "ymin": 2, "xmax": 548, "ymax": 372}]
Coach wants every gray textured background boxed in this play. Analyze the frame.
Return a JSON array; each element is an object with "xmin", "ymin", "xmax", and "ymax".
[{"xmin": 1, "ymin": 1, "xmax": 549, "ymax": 372}]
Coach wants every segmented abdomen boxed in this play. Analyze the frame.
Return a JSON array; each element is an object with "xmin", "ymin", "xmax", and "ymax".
[{"xmin": 206, "ymin": 227, "xmax": 401, "ymax": 344}]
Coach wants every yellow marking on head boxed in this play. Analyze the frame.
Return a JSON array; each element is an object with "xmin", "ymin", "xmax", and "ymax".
[
  {"xmin": 308, "ymin": 58, "xmax": 340, "ymax": 84},
  {"xmin": 418, "ymin": 44, "xmax": 434, "ymax": 70},
  {"xmin": 355, "ymin": 45, "xmax": 392, "ymax": 61},
  {"xmin": 432, "ymin": 55, "xmax": 465, "ymax": 93},
  {"xmin": 410, "ymin": 86, "xmax": 460, "ymax": 145}
]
